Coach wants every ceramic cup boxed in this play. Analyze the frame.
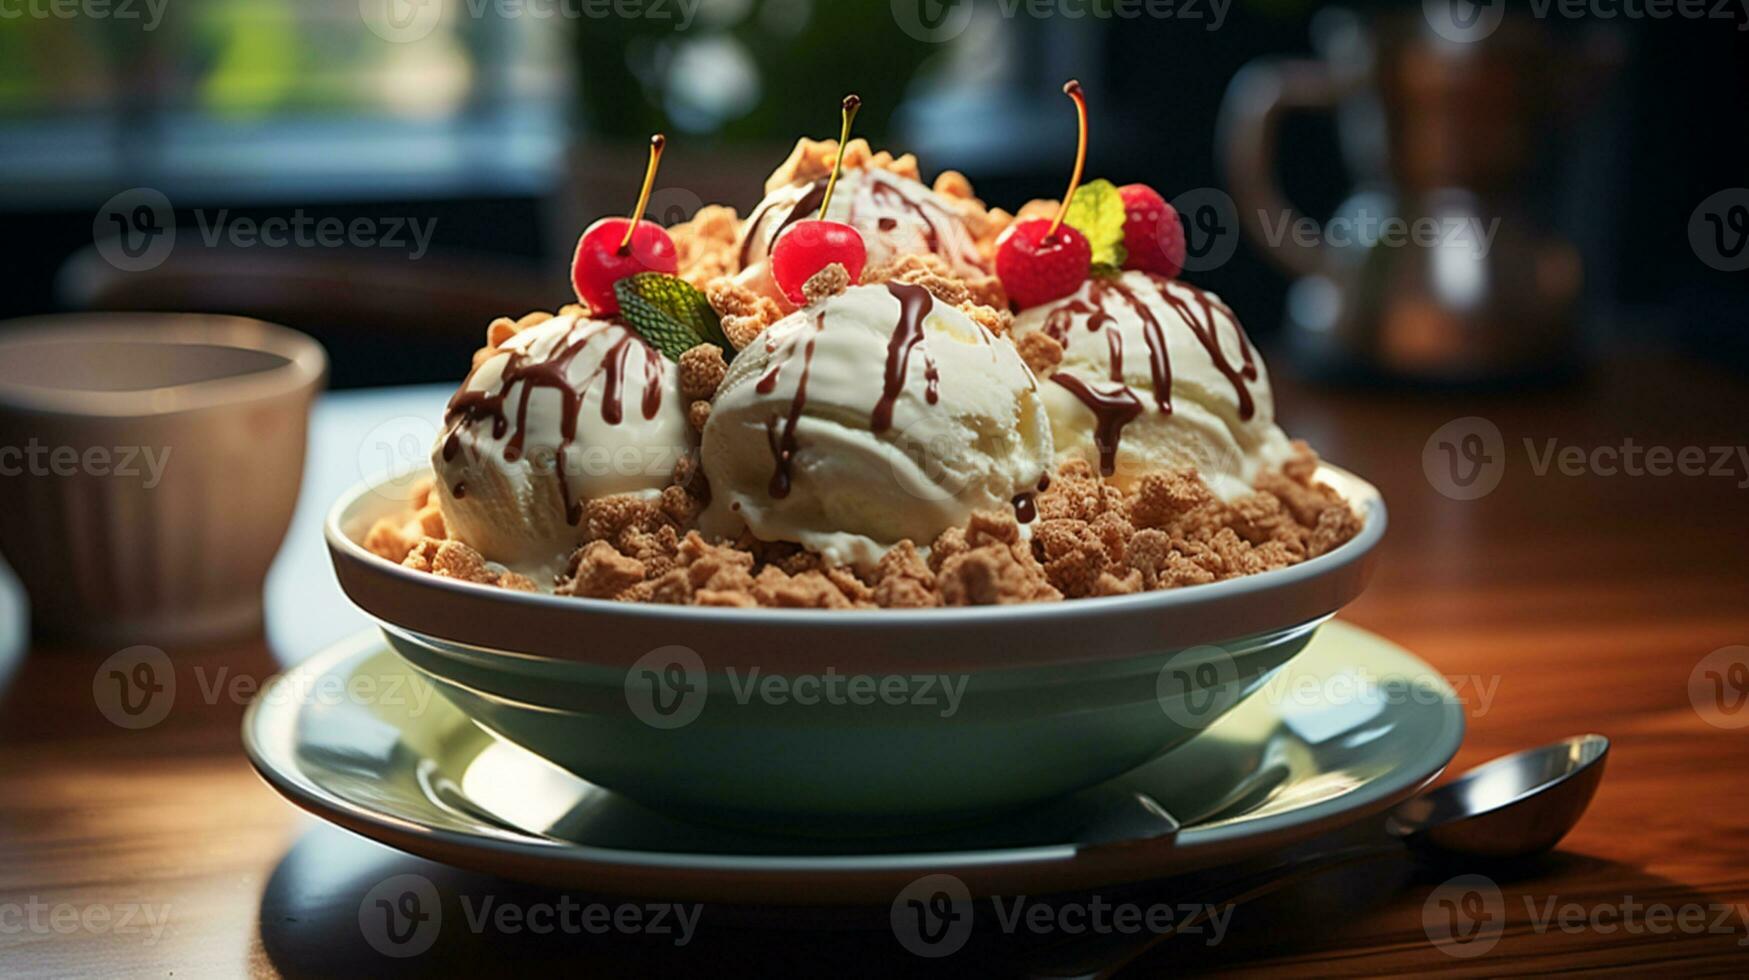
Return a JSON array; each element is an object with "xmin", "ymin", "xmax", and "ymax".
[{"xmin": 0, "ymin": 314, "xmax": 326, "ymax": 645}]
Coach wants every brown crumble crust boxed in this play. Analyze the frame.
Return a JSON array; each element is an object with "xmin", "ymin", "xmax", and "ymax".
[
  {"xmin": 802, "ymin": 263, "xmax": 852, "ymax": 304},
  {"xmin": 1017, "ymin": 331, "xmax": 1065, "ymax": 377},
  {"xmin": 677, "ymin": 343, "xmax": 727, "ymax": 401},
  {"xmin": 384, "ymin": 443, "xmax": 1360, "ymax": 608},
  {"xmin": 667, "ymin": 205, "xmax": 741, "ymax": 290}
]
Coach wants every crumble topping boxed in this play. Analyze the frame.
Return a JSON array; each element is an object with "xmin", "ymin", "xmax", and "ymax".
[
  {"xmin": 377, "ymin": 442, "xmax": 1361, "ymax": 608},
  {"xmin": 667, "ymin": 204, "xmax": 741, "ymax": 289}
]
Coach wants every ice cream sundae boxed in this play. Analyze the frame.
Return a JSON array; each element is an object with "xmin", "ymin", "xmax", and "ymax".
[{"xmin": 363, "ymin": 83, "xmax": 1361, "ymax": 608}]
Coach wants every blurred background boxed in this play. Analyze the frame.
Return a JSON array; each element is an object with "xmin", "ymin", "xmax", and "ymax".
[{"xmin": 2, "ymin": 0, "xmax": 1747, "ymax": 388}]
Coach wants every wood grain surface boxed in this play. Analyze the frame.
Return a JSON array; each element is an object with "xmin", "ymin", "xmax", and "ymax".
[{"xmin": 2, "ymin": 356, "xmax": 1747, "ymax": 977}]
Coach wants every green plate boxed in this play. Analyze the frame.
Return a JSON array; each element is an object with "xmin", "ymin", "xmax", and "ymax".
[{"xmin": 244, "ymin": 621, "xmax": 1463, "ymax": 905}]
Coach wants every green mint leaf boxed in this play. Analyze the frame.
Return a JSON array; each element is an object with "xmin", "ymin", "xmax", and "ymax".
[
  {"xmin": 1090, "ymin": 262, "xmax": 1125, "ymax": 279},
  {"xmin": 1064, "ymin": 178, "xmax": 1129, "ymax": 270},
  {"xmin": 614, "ymin": 272, "xmax": 732, "ymax": 361}
]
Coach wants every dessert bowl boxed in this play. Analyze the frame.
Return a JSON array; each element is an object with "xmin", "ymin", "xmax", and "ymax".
[{"xmin": 325, "ymin": 464, "xmax": 1384, "ymax": 833}]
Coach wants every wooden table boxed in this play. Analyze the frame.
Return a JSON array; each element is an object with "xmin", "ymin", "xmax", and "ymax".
[{"xmin": 3, "ymin": 355, "xmax": 1747, "ymax": 976}]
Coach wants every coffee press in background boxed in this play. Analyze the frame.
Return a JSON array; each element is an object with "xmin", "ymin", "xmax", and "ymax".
[{"xmin": 1220, "ymin": 9, "xmax": 1617, "ymax": 385}]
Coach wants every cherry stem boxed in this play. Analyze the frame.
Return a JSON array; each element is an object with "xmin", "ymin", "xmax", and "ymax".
[
  {"xmin": 818, "ymin": 94, "xmax": 862, "ymax": 221},
  {"xmin": 618, "ymin": 134, "xmax": 666, "ymax": 255},
  {"xmin": 1047, "ymin": 80, "xmax": 1088, "ymax": 243}
]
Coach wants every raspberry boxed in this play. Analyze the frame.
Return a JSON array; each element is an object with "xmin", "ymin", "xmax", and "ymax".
[{"xmin": 1120, "ymin": 184, "xmax": 1185, "ymax": 280}]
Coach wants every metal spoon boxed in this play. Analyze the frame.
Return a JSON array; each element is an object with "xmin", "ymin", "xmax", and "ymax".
[{"xmin": 1026, "ymin": 734, "xmax": 1610, "ymax": 979}]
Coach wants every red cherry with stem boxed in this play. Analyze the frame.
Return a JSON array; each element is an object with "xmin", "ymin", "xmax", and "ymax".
[
  {"xmin": 996, "ymin": 80, "xmax": 1094, "ymax": 310},
  {"xmin": 997, "ymin": 220, "xmax": 1093, "ymax": 309},
  {"xmin": 771, "ymin": 95, "xmax": 868, "ymax": 306},
  {"xmin": 1119, "ymin": 183, "xmax": 1186, "ymax": 279},
  {"xmin": 572, "ymin": 134, "xmax": 679, "ymax": 316}
]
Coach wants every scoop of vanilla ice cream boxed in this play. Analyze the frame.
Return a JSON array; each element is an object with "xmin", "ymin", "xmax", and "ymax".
[
  {"xmin": 736, "ymin": 167, "xmax": 987, "ymax": 294},
  {"xmin": 702, "ymin": 283, "xmax": 1052, "ymax": 568},
  {"xmin": 1011, "ymin": 271, "xmax": 1292, "ymax": 500},
  {"xmin": 433, "ymin": 314, "xmax": 690, "ymax": 581}
]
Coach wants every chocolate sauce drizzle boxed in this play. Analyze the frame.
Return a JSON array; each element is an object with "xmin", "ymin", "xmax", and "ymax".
[
  {"xmin": 762, "ymin": 310, "xmax": 826, "ymax": 499},
  {"xmin": 1151, "ymin": 275, "xmax": 1258, "ymax": 422},
  {"xmin": 1051, "ymin": 373, "xmax": 1144, "ymax": 476},
  {"xmin": 1045, "ymin": 274, "xmax": 1262, "ymax": 474},
  {"xmin": 872, "ymin": 282, "xmax": 938, "ymax": 433},
  {"xmin": 737, "ymin": 171, "xmax": 981, "ymax": 272},
  {"xmin": 442, "ymin": 321, "xmax": 666, "ymax": 526}
]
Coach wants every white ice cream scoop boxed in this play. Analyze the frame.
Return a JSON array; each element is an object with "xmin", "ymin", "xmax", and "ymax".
[
  {"xmin": 433, "ymin": 314, "xmax": 690, "ymax": 581},
  {"xmin": 701, "ymin": 283, "xmax": 1052, "ymax": 569},
  {"xmin": 1012, "ymin": 271, "xmax": 1293, "ymax": 499},
  {"xmin": 736, "ymin": 167, "xmax": 988, "ymax": 292}
]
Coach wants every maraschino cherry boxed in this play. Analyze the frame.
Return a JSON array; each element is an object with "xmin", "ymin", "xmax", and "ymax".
[
  {"xmin": 770, "ymin": 95, "xmax": 868, "ymax": 306},
  {"xmin": 996, "ymin": 80, "xmax": 1094, "ymax": 310},
  {"xmin": 1120, "ymin": 183, "xmax": 1186, "ymax": 279},
  {"xmin": 572, "ymin": 134, "xmax": 679, "ymax": 316}
]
